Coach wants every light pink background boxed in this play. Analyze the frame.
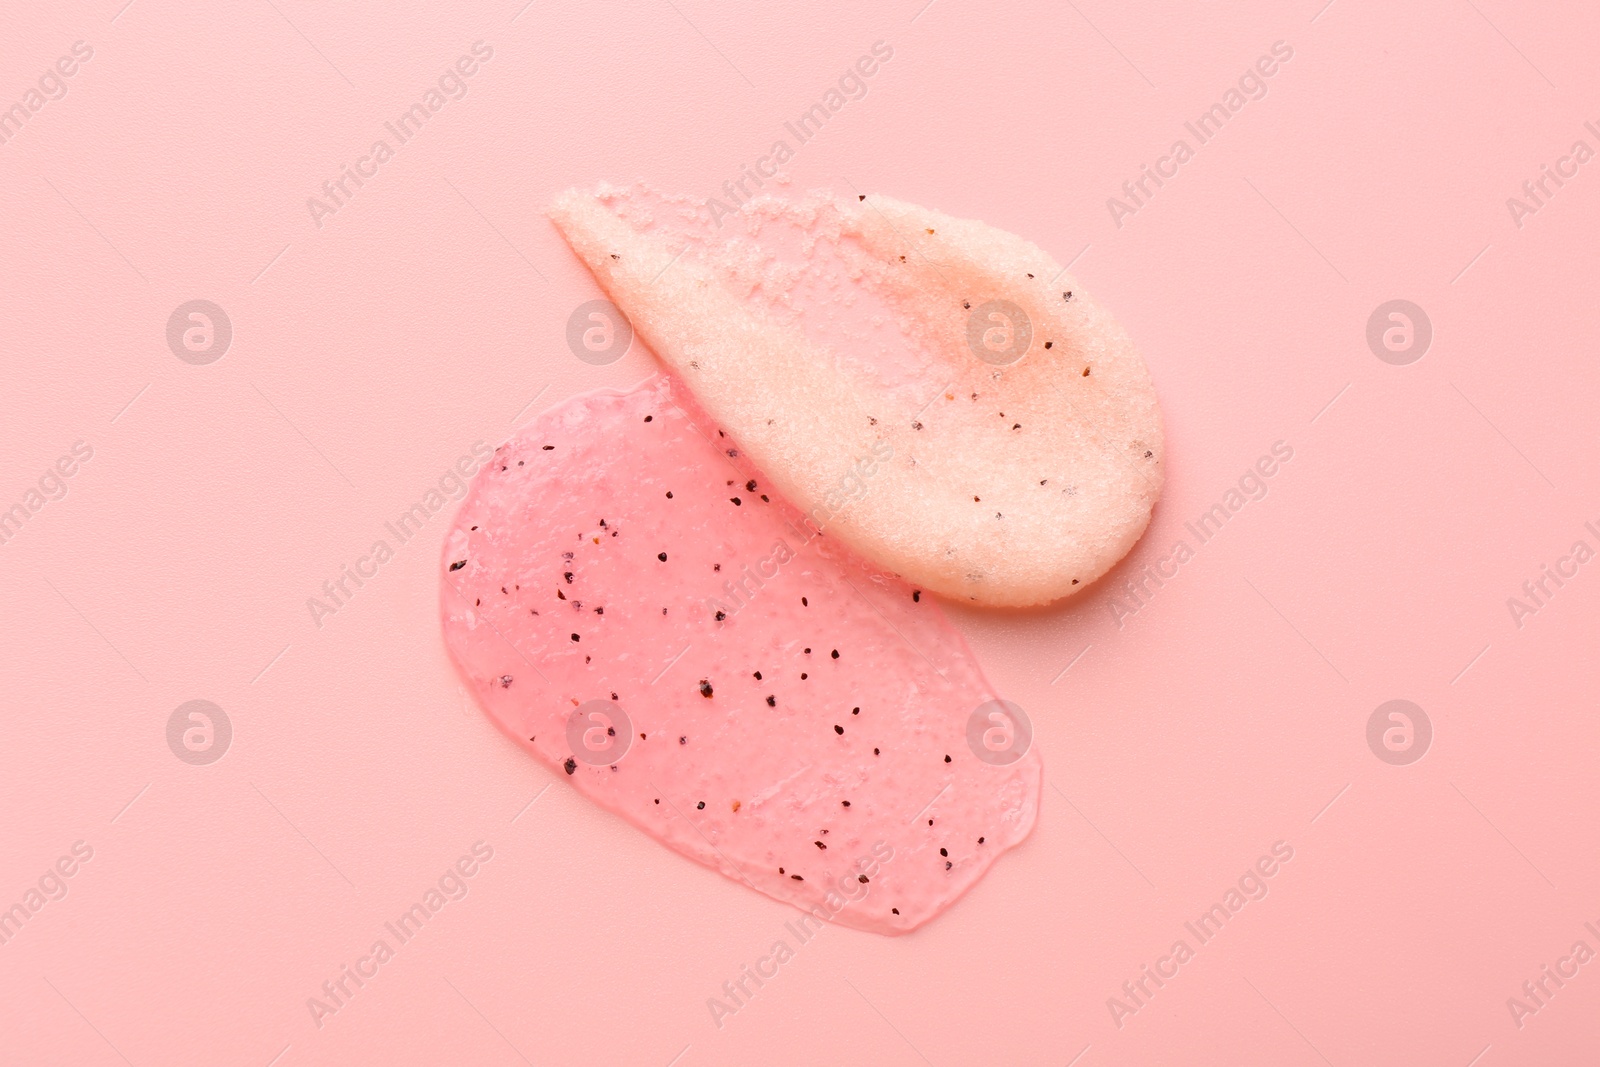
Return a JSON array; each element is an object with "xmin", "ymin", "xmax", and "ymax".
[{"xmin": 4, "ymin": 0, "xmax": 1598, "ymax": 1063}]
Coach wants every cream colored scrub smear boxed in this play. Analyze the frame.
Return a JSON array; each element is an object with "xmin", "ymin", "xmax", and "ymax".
[{"xmin": 550, "ymin": 183, "xmax": 1164, "ymax": 608}]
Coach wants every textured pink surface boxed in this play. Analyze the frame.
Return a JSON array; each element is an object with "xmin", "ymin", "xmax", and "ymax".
[
  {"xmin": 4, "ymin": 1, "xmax": 1600, "ymax": 1064},
  {"xmin": 439, "ymin": 376, "xmax": 1039, "ymax": 934}
]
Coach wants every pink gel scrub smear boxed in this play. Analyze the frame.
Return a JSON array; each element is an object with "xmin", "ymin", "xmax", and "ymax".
[{"xmin": 440, "ymin": 376, "xmax": 1040, "ymax": 934}]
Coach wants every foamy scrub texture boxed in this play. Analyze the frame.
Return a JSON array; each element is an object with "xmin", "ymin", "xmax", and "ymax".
[
  {"xmin": 549, "ymin": 185, "xmax": 1164, "ymax": 607},
  {"xmin": 440, "ymin": 378, "xmax": 1040, "ymax": 934}
]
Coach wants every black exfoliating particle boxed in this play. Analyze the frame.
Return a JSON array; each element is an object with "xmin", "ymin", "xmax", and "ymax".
[
  {"xmin": 449, "ymin": 560, "xmax": 467, "ymax": 571},
  {"xmin": 766, "ymin": 695, "xmax": 776, "ymax": 707},
  {"xmin": 563, "ymin": 758, "xmax": 576, "ymax": 774},
  {"xmin": 658, "ymin": 552, "xmax": 668, "ymax": 561},
  {"xmin": 834, "ymin": 725, "xmax": 844, "ymax": 735},
  {"xmin": 698, "ymin": 679, "xmax": 714, "ymax": 697}
]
